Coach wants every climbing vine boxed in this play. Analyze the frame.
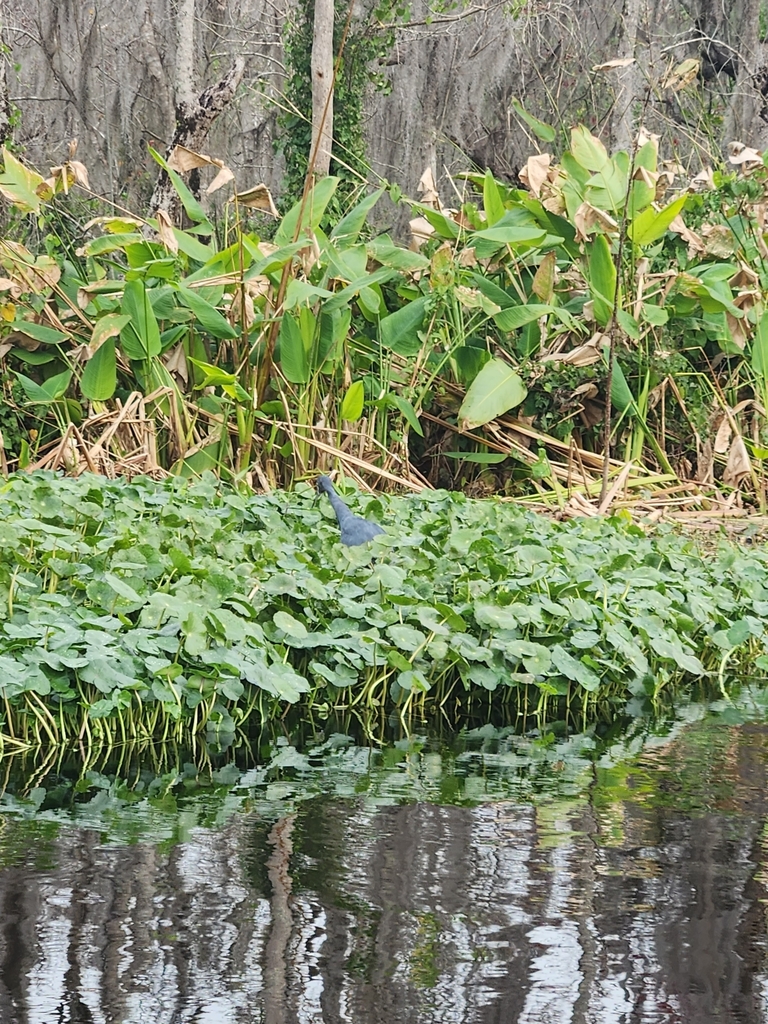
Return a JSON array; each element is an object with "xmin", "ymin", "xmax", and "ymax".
[{"xmin": 276, "ymin": 0, "xmax": 408, "ymax": 214}]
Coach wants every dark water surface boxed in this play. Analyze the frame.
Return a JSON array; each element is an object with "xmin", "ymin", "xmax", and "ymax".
[{"xmin": 0, "ymin": 696, "xmax": 768, "ymax": 1023}]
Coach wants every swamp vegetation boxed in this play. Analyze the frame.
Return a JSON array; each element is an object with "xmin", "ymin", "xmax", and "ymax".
[
  {"xmin": 0, "ymin": 126, "xmax": 768, "ymax": 504},
  {"xmin": 0, "ymin": 126, "xmax": 768, "ymax": 741},
  {"xmin": 0, "ymin": 470, "xmax": 766, "ymax": 745}
]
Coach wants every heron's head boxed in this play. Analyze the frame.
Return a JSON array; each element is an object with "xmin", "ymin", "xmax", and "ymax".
[{"xmin": 316, "ymin": 475, "xmax": 335, "ymax": 496}]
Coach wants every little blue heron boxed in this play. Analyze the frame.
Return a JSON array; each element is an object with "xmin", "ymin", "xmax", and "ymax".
[{"xmin": 316, "ymin": 475, "xmax": 385, "ymax": 546}]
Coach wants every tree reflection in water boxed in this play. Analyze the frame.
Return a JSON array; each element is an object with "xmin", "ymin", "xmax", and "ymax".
[{"xmin": 0, "ymin": 708, "xmax": 764, "ymax": 1023}]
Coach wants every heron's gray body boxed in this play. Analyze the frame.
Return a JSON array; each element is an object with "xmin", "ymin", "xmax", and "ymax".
[{"xmin": 317, "ymin": 475, "xmax": 385, "ymax": 546}]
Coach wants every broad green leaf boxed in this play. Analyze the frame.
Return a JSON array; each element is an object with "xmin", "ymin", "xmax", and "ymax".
[
  {"xmin": 367, "ymin": 238, "xmax": 430, "ymax": 272},
  {"xmin": 275, "ymin": 176, "xmax": 339, "ymax": 245},
  {"xmin": 483, "ymin": 169, "xmax": 506, "ymax": 226},
  {"xmin": 0, "ymin": 149, "xmax": 45, "ymax": 213},
  {"xmin": 397, "ymin": 669, "xmax": 430, "ymax": 692},
  {"xmin": 387, "ymin": 624, "xmax": 426, "ymax": 652},
  {"xmin": 627, "ymin": 177, "xmax": 656, "ymax": 218},
  {"xmin": 9, "ymin": 349, "xmax": 57, "ymax": 365},
  {"xmin": 494, "ymin": 303, "xmax": 553, "ymax": 332},
  {"xmin": 177, "ymin": 285, "xmax": 239, "ymax": 339},
  {"xmin": 640, "ymin": 301, "xmax": 669, "ymax": 326},
  {"xmin": 330, "ymin": 186, "xmax": 385, "ymax": 242},
  {"xmin": 570, "ymin": 126, "xmax": 609, "ymax": 172},
  {"xmin": 510, "ymin": 98, "xmax": 556, "ymax": 143},
  {"xmin": 392, "ymin": 394, "xmax": 424, "ymax": 436},
  {"xmin": 551, "ymin": 644, "xmax": 600, "ymax": 691},
  {"xmin": 10, "ymin": 321, "xmax": 70, "ymax": 345},
  {"xmin": 322, "ymin": 266, "xmax": 398, "ymax": 313},
  {"xmin": 634, "ymin": 139, "xmax": 658, "ymax": 173},
  {"xmin": 616, "ymin": 309, "xmax": 641, "ymax": 340},
  {"xmin": 81, "ymin": 337, "xmax": 117, "ymax": 401},
  {"xmin": 417, "ymin": 205, "xmax": 460, "ymax": 239},
  {"xmin": 170, "ymin": 228, "xmax": 214, "ymax": 263},
  {"xmin": 379, "ymin": 295, "xmax": 430, "ymax": 356},
  {"xmin": 340, "ymin": 380, "xmax": 365, "ymax": 421},
  {"xmin": 458, "ymin": 357, "xmax": 527, "ymax": 430},
  {"xmin": 627, "ymin": 194, "xmax": 687, "ymax": 245},
  {"xmin": 470, "ymin": 224, "xmax": 547, "ymax": 246},
  {"xmin": 278, "ymin": 312, "xmax": 309, "ymax": 383},
  {"xmin": 16, "ymin": 369, "xmax": 72, "ymax": 405},
  {"xmin": 284, "ymin": 278, "xmax": 334, "ymax": 308},
  {"xmin": 608, "ymin": 355, "xmax": 635, "ymax": 413},
  {"xmin": 587, "ymin": 233, "xmax": 616, "ymax": 326},
  {"xmin": 120, "ymin": 279, "xmax": 161, "ymax": 360},
  {"xmin": 83, "ymin": 233, "xmax": 145, "ymax": 256},
  {"xmin": 188, "ymin": 358, "xmax": 240, "ymax": 390},
  {"xmin": 103, "ymin": 571, "xmax": 142, "ymax": 603}
]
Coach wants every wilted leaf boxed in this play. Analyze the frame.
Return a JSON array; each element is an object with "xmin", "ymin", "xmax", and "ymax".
[
  {"xmin": 723, "ymin": 434, "xmax": 751, "ymax": 488},
  {"xmin": 168, "ymin": 145, "xmax": 214, "ymax": 172},
  {"xmin": 662, "ymin": 58, "xmax": 700, "ymax": 91},
  {"xmin": 409, "ymin": 216, "xmax": 435, "ymax": 246},
  {"xmin": 532, "ymin": 251, "xmax": 556, "ymax": 303},
  {"xmin": 728, "ymin": 142, "xmax": 762, "ymax": 167},
  {"xmin": 155, "ymin": 209, "xmax": 179, "ymax": 254},
  {"xmin": 90, "ymin": 313, "xmax": 131, "ymax": 354},
  {"xmin": 207, "ymin": 165, "xmax": 235, "ymax": 194},
  {"xmin": 234, "ymin": 183, "xmax": 278, "ymax": 215},
  {"xmin": 592, "ymin": 57, "xmax": 636, "ymax": 70},
  {"xmin": 573, "ymin": 202, "xmax": 619, "ymax": 240},
  {"xmin": 518, "ymin": 153, "xmax": 552, "ymax": 197}
]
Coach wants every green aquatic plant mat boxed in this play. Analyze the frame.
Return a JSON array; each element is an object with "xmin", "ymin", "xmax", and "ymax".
[{"xmin": 0, "ymin": 471, "xmax": 766, "ymax": 741}]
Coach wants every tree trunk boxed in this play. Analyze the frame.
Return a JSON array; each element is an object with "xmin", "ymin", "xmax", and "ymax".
[
  {"xmin": 148, "ymin": 58, "xmax": 245, "ymax": 222},
  {"xmin": 144, "ymin": 0, "xmax": 245, "ymax": 221},
  {"xmin": 311, "ymin": 0, "xmax": 335, "ymax": 177},
  {"xmin": 0, "ymin": 16, "xmax": 12, "ymax": 147}
]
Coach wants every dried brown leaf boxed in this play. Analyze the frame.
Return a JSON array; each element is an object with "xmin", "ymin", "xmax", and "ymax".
[
  {"xmin": 163, "ymin": 343, "xmax": 189, "ymax": 385},
  {"xmin": 573, "ymin": 202, "xmax": 618, "ymax": 241},
  {"xmin": 168, "ymin": 145, "xmax": 215, "ymax": 172},
  {"xmin": 668, "ymin": 214, "xmax": 704, "ymax": 253},
  {"xmin": 728, "ymin": 141, "xmax": 762, "ymax": 167},
  {"xmin": 532, "ymin": 251, "xmax": 556, "ymax": 303},
  {"xmin": 689, "ymin": 166, "xmax": 715, "ymax": 191},
  {"xmin": 234, "ymin": 183, "xmax": 278, "ymax": 216},
  {"xmin": 701, "ymin": 223, "xmax": 735, "ymax": 257},
  {"xmin": 519, "ymin": 154, "xmax": 551, "ymax": 197},
  {"xmin": 155, "ymin": 209, "xmax": 179, "ymax": 254},
  {"xmin": 592, "ymin": 57, "xmax": 636, "ymax": 71},
  {"xmin": 662, "ymin": 58, "xmax": 700, "ymax": 91},
  {"xmin": 541, "ymin": 332, "xmax": 606, "ymax": 367},
  {"xmin": 69, "ymin": 160, "xmax": 90, "ymax": 189},
  {"xmin": 723, "ymin": 434, "xmax": 751, "ymax": 487},
  {"xmin": 409, "ymin": 216, "xmax": 435, "ymax": 248},
  {"xmin": 0, "ymin": 276, "xmax": 21, "ymax": 298},
  {"xmin": 207, "ymin": 165, "xmax": 235, "ymax": 194}
]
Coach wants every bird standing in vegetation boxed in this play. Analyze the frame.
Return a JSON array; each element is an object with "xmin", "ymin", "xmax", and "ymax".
[{"xmin": 316, "ymin": 475, "xmax": 385, "ymax": 546}]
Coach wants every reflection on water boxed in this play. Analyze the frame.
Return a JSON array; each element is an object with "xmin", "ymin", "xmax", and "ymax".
[{"xmin": 0, "ymin": 697, "xmax": 766, "ymax": 1022}]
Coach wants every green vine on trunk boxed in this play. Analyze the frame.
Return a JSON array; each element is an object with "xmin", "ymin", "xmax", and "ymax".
[{"xmin": 276, "ymin": 0, "xmax": 407, "ymax": 215}]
